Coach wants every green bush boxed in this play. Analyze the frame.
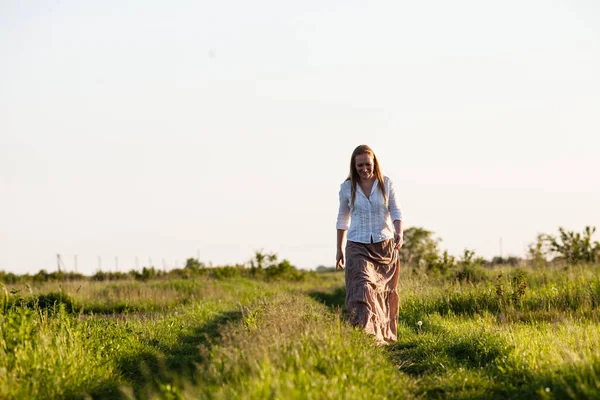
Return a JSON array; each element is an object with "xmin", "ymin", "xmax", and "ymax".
[
  {"xmin": 211, "ymin": 266, "xmax": 240, "ymax": 280},
  {"xmin": 265, "ymin": 260, "xmax": 305, "ymax": 281},
  {"xmin": 6, "ymin": 292, "xmax": 78, "ymax": 314}
]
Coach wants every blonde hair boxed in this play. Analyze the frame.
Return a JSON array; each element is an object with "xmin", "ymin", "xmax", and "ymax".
[{"xmin": 346, "ymin": 144, "xmax": 387, "ymax": 208}]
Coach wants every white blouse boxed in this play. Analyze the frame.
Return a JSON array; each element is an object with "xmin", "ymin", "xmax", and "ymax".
[{"xmin": 336, "ymin": 176, "xmax": 403, "ymax": 244}]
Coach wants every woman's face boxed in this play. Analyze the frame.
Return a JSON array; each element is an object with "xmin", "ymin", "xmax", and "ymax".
[{"xmin": 355, "ymin": 153, "xmax": 374, "ymax": 180}]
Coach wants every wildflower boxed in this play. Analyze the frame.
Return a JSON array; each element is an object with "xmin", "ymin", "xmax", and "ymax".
[
  {"xmin": 545, "ymin": 387, "xmax": 551, "ymax": 393},
  {"xmin": 417, "ymin": 321, "xmax": 423, "ymax": 327}
]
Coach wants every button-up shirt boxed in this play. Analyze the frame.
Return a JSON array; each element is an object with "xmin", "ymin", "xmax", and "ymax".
[{"xmin": 336, "ymin": 176, "xmax": 402, "ymax": 244}]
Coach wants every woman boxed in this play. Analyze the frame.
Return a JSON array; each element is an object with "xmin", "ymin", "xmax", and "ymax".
[{"xmin": 336, "ymin": 144, "xmax": 403, "ymax": 345}]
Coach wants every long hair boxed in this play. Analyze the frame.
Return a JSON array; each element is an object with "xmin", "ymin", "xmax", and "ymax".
[{"xmin": 346, "ymin": 144, "xmax": 387, "ymax": 208}]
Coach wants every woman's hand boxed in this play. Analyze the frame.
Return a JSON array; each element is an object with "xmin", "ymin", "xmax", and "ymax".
[
  {"xmin": 394, "ymin": 233, "xmax": 403, "ymax": 250},
  {"xmin": 336, "ymin": 249, "xmax": 345, "ymax": 270}
]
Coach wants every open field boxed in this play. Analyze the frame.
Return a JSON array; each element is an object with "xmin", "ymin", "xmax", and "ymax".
[{"xmin": 1, "ymin": 265, "xmax": 599, "ymax": 399}]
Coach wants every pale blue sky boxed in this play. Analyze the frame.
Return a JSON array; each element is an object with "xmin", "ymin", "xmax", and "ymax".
[{"xmin": 1, "ymin": 0, "xmax": 599, "ymax": 274}]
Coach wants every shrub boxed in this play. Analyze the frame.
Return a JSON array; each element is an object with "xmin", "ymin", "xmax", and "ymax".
[
  {"xmin": 495, "ymin": 270, "xmax": 528, "ymax": 308},
  {"xmin": 548, "ymin": 226, "xmax": 600, "ymax": 265},
  {"xmin": 264, "ymin": 260, "xmax": 305, "ymax": 281},
  {"xmin": 454, "ymin": 249, "xmax": 487, "ymax": 283},
  {"xmin": 211, "ymin": 266, "xmax": 240, "ymax": 280}
]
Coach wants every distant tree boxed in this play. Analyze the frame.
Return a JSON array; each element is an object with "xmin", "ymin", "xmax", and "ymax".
[
  {"xmin": 491, "ymin": 256, "xmax": 523, "ymax": 266},
  {"xmin": 427, "ymin": 250, "xmax": 456, "ymax": 275},
  {"xmin": 505, "ymin": 256, "xmax": 522, "ymax": 266},
  {"xmin": 185, "ymin": 258, "xmax": 205, "ymax": 271},
  {"xmin": 33, "ymin": 269, "xmax": 50, "ymax": 283},
  {"xmin": 527, "ymin": 233, "xmax": 552, "ymax": 267},
  {"xmin": 316, "ymin": 265, "xmax": 335, "ymax": 272},
  {"xmin": 459, "ymin": 249, "xmax": 484, "ymax": 267},
  {"xmin": 250, "ymin": 250, "xmax": 277, "ymax": 276},
  {"xmin": 0, "ymin": 271, "xmax": 19, "ymax": 284},
  {"xmin": 454, "ymin": 249, "xmax": 486, "ymax": 282},
  {"xmin": 252, "ymin": 250, "xmax": 267, "ymax": 269},
  {"xmin": 400, "ymin": 227, "xmax": 440, "ymax": 268},
  {"xmin": 265, "ymin": 259, "xmax": 303, "ymax": 281},
  {"xmin": 547, "ymin": 226, "xmax": 600, "ymax": 265}
]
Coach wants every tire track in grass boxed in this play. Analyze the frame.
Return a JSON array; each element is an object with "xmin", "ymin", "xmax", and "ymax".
[
  {"xmin": 68, "ymin": 301, "xmax": 245, "ymax": 399},
  {"xmin": 102, "ymin": 306, "xmax": 244, "ymax": 399},
  {"xmin": 83, "ymin": 279, "xmax": 279, "ymax": 399},
  {"xmin": 0, "ymin": 289, "xmax": 265, "ymax": 399},
  {"xmin": 183, "ymin": 292, "xmax": 415, "ymax": 400}
]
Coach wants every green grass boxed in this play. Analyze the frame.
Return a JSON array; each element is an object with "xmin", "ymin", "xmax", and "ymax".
[
  {"xmin": 184, "ymin": 292, "xmax": 414, "ymax": 399},
  {"xmin": 1, "ymin": 266, "xmax": 600, "ymax": 399}
]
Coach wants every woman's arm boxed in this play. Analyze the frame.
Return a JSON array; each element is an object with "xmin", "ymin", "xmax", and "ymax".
[
  {"xmin": 336, "ymin": 182, "xmax": 351, "ymax": 270},
  {"xmin": 393, "ymin": 220, "xmax": 403, "ymax": 250},
  {"xmin": 387, "ymin": 178, "xmax": 403, "ymax": 250},
  {"xmin": 336, "ymin": 229, "xmax": 347, "ymax": 270}
]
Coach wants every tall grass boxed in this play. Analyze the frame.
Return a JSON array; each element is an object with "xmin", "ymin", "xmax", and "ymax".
[
  {"xmin": 3, "ymin": 277, "xmax": 273, "ymax": 314},
  {"xmin": 1, "ymin": 265, "xmax": 599, "ymax": 399},
  {"xmin": 0, "ymin": 277, "xmax": 279, "ymax": 399},
  {"xmin": 186, "ymin": 293, "xmax": 415, "ymax": 399}
]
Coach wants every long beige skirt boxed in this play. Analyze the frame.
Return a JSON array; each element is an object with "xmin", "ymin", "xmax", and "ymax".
[{"xmin": 345, "ymin": 239, "xmax": 400, "ymax": 344}]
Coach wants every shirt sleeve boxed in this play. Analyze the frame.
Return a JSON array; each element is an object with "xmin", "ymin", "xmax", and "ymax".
[
  {"xmin": 387, "ymin": 178, "xmax": 403, "ymax": 221},
  {"xmin": 336, "ymin": 182, "xmax": 351, "ymax": 230}
]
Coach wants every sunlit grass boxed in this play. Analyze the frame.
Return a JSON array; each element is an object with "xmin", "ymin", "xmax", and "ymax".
[
  {"xmin": 4, "ymin": 277, "xmax": 274, "ymax": 314},
  {"xmin": 1, "ymin": 264, "xmax": 600, "ymax": 399},
  {"xmin": 185, "ymin": 293, "xmax": 415, "ymax": 399}
]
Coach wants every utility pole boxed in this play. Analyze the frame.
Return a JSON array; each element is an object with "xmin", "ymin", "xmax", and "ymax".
[{"xmin": 57, "ymin": 253, "xmax": 61, "ymax": 272}]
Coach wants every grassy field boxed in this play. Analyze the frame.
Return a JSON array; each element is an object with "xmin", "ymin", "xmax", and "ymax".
[{"xmin": 1, "ymin": 264, "xmax": 599, "ymax": 399}]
